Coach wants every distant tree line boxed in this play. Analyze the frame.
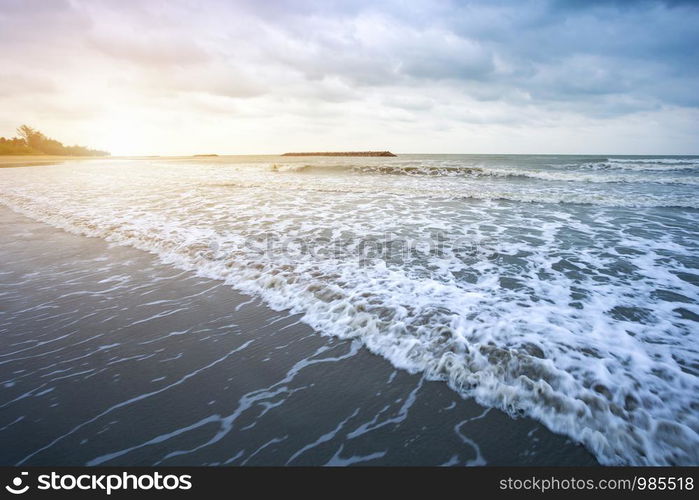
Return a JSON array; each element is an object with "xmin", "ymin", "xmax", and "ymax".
[{"xmin": 0, "ymin": 125, "xmax": 109, "ymax": 156}]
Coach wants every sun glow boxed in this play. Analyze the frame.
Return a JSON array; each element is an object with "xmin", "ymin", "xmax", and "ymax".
[{"xmin": 95, "ymin": 113, "xmax": 153, "ymax": 156}]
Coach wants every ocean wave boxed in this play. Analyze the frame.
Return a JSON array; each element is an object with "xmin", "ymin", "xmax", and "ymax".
[
  {"xmin": 208, "ymin": 180, "xmax": 699, "ymax": 209},
  {"xmin": 270, "ymin": 164, "xmax": 312, "ymax": 173},
  {"xmin": 608, "ymin": 158, "xmax": 699, "ymax": 165},
  {"xmin": 580, "ymin": 159, "xmax": 699, "ymax": 172},
  {"xmin": 472, "ymin": 168, "xmax": 699, "ymax": 185},
  {"xmin": 1, "ymin": 160, "xmax": 698, "ymax": 465},
  {"xmin": 269, "ymin": 163, "xmax": 484, "ymax": 176},
  {"xmin": 269, "ymin": 161, "xmax": 699, "ymax": 183}
]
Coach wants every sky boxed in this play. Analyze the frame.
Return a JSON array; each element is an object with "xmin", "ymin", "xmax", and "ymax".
[{"xmin": 0, "ymin": 0, "xmax": 698, "ymax": 155}]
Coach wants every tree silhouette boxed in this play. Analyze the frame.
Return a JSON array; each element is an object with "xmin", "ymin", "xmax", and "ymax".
[{"xmin": 0, "ymin": 125, "xmax": 109, "ymax": 156}]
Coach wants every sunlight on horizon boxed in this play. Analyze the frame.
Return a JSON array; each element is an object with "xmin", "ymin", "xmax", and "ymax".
[{"xmin": 1, "ymin": 1, "xmax": 697, "ymax": 155}]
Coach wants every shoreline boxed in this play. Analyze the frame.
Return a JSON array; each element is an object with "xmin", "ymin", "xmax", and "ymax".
[
  {"xmin": 3, "ymin": 153, "xmax": 698, "ymax": 169},
  {"xmin": 0, "ymin": 204, "xmax": 597, "ymax": 466}
]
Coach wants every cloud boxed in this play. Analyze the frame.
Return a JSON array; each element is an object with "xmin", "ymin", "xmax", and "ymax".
[{"xmin": 0, "ymin": 0, "xmax": 696, "ymax": 153}]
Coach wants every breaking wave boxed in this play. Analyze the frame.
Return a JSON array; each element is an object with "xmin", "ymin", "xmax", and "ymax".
[
  {"xmin": 1, "ymin": 156, "xmax": 698, "ymax": 466},
  {"xmin": 268, "ymin": 159, "xmax": 699, "ymax": 185}
]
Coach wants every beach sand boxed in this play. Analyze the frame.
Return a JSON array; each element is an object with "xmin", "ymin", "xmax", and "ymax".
[
  {"xmin": 0, "ymin": 155, "xmax": 279, "ymax": 168},
  {"xmin": 0, "ymin": 205, "xmax": 597, "ymax": 465},
  {"xmin": 0, "ymin": 155, "xmax": 116, "ymax": 168}
]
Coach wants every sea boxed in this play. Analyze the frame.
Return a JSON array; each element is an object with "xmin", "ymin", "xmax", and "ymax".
[{"xmin": 1, "ymin": 154, "xmax": 697, "ymax": 465}]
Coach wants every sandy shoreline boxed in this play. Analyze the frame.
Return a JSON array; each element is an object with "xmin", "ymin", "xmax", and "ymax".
[
  {"xmin": 0, "ymin": 155, "xmax": 154, "ymax": 168},
  {"xmin": 0, "ymin": 204, "xmax": 597, "ymax": 465},
  {"xmin": 0, "ymin": 154, "xmax": 380, "ymax": 168},
  {"xmin": 0, "ymin": 155, "xmax": 118, "ymax": 168}
]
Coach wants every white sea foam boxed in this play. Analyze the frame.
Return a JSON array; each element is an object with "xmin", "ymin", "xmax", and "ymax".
[
  {"xmin": 582, "ymin": 159, "xmax": 699, "ymax": 172},
  {"xmin": 265, "ymin": 158, "xmax": 699, "ymax": 188},
  {"xmin": 0, "ymin": 157, "xmax": 698, "ymax": 465},
  {"xmin": 608, "ymin": 158, "xmax": 699, "ymax": 165},
  {"xmin": 458, "ymin": 166, "xmax": 699, "ymax": 185}
]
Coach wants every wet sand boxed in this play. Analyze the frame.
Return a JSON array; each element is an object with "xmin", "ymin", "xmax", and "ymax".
[
  {"xmin": 0, "ymin": 205, "xmax": 597, "ymax": 466},
  {"xmin": 0, "ymin": 156, "xmax": 68, "ymax": 168}
]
